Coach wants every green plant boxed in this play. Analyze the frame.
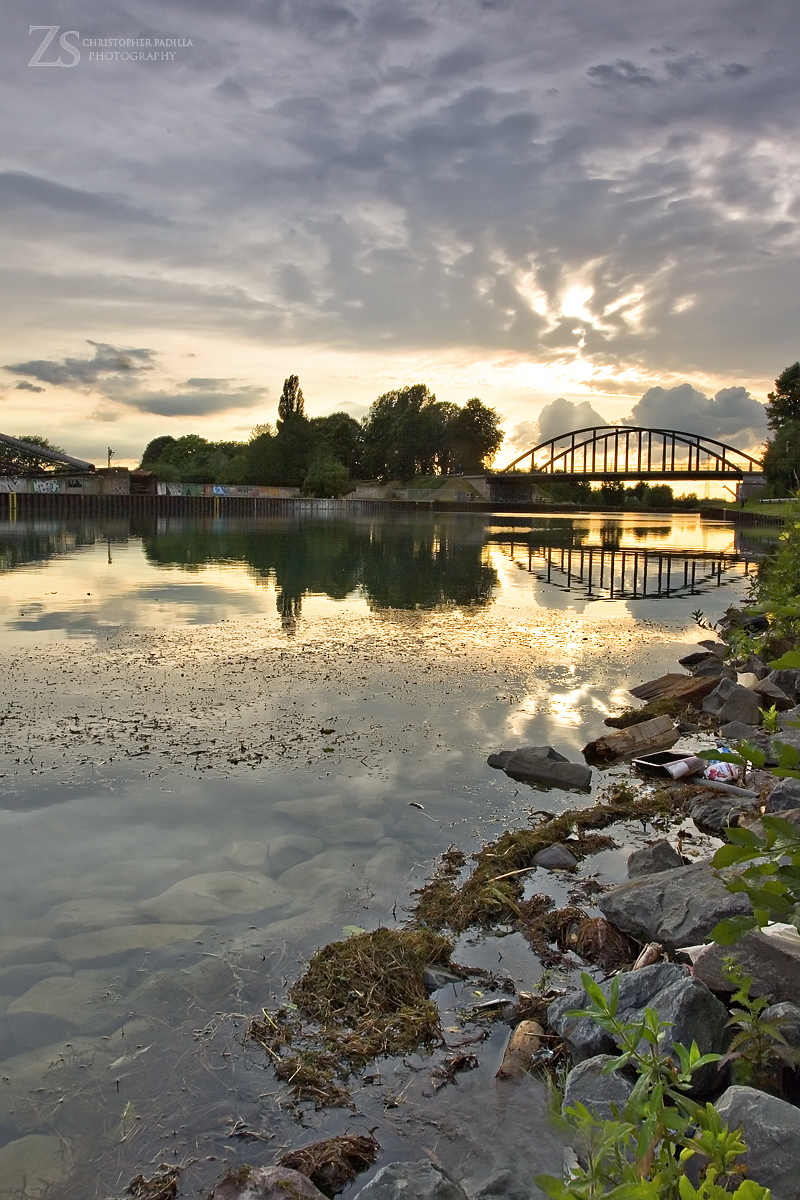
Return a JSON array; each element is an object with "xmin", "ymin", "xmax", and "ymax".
[
  {"xmin": 712, "ymin": 813, "xmax": 800, "ymax": 942},
  {"xmin": 721, "ymin": 959, "xmax": 798, "ymax": 1083},
  {"xmin": 532, "ymin": 973, "xmax": 759, "ymax": 1200},
  {"xmin": 759, "ymin": 705, "xmax": 781, "ymax": 735}
]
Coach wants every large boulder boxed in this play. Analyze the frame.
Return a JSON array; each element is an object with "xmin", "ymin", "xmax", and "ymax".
[
  {"xmin": 753, "ymin": 678, "xmax": 794, "ymax": 710},
  {"xmin": 488, "ymin": 747, "xmax": 592, "ymax": 791},
  {"xmin": 766, "ymin": 669, "xmax": 800, "ymax": 703},
  {"xmin": 688, "ymin": 793, "xmax": 759, "ymax": 836},
  {"xmin": 718, "ymin": 684, "xmax": 762, "ymax": 726},
  {"xmin": 548, "ymin": 963, "xmax": 685, "ymax": 1061},
  {"xmin": 562, "ymin": 1054, "xmax": 634, "ymax": 1119},
  {"xmin": 627, "ymin": 840, "xmax": 683, "ymax": 879},
  {"xmin": 598, "ymin": 862, "xmax": 751, "ymax": 950},
  {"xmin": 765, "ymin": 778, "xmax": 800, "ymax": 813},
  {"xmin": 692, "ymin": 927, "xmax": 800, "ymax": 1004},
  {"xmin": 353, "ymin": 1162, "xmax": 468, "ymax": 1200},
  {"xmin": 702, "ymin": 679, "xmax": 739, "ymax": 716},
  {"xmin": 714, "ymin": 1086, "xmax": 800, "ymax": 1200},
  {"xmin": 762, "ymin": 1001, "xmax": 800, "ymax": 1047}
]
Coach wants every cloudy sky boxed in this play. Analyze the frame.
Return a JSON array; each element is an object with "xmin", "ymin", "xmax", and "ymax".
[{"xmin": 1, "ymin": 0, "xmax": 797, "ymax": 466}]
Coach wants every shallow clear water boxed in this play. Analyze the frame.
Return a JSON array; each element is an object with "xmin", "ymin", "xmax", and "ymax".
[{"xmin": 0, "ymin": 511, "xmax": 763, "ymax": 1197}]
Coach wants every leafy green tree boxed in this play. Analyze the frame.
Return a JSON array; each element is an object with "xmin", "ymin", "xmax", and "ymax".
[
  {"xmin": 278, "ymin": 374, "xmax": 305, "ymax": 421},
  {"xmin": 766, "ymin": 362, "xmax": 800, "ymax": 431},
  {"xmin": 140, "ymin": 435, "xmax": 176, "ymax": 466},
  {"xmin": 302, "ymin": 456, "xmax": 351, "ymax": 498},
  {"xmin": 598, "ymin": 480, "xmax": 626, "ymax": 507},
  {"xmin": 363, "ymin": 384, "xmax": 441, "ymax": 480},
  {"xmin": 309, "ymin": 412, "xmax": 365, "ymax": 477},
  {"xmin": 762, "ymin": 419, "xmax": 800, "ymax": 494},
  {"xmin": 447, "ymin": 398, "xmax": 504, "ymax": 472}
]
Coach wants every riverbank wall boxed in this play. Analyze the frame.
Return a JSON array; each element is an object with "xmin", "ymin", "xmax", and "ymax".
[{"xmin": 0, "ymin": 485, "xmax": 786, "ymax": 525}]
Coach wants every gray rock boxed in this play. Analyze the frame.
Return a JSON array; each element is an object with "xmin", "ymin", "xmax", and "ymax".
[
  {"xmin": 702, "ymin": 678, "xmax": 738, "ymax": 716},
  {"xmin": 627, "ymin": 840, "xmax": 683, "ymax": 878},
  {"xmin": 779, "ymin": 704, "xmax": 800, "ymax": 728},
  {"xmin": 740, "ymin": 655, "xmax": 769, "ymax": 679},
  {"xmin": 650, "ymin": 976, "xmax": 728, "ymax": 1091},
  {"xmin": 765, "ymin": 778, "xmax": 800, "ymax": 813},
  {"xmin": 689, "ymin": 794, "xmax": 758, "ymax": 836},
  {"xmin": 503, "ymin": 747, "xmax": 592, "ymax": 791},
  {"xmin": 353, "ymin": 1161, "xmax": 468, "ymax": 1200},
  {"xmin": 468, "ymin": 1169, "xmax": 535, "ymax": 1200},
  {"xmin": 533, "ymin": 844, "xmax": 578, "ymax": 870},
  {"xmin": 767, "ymin": 669, "xmax": 800, "ymax": 703},
  {"xmin": 692, "ymin": 928, "xmax": 800, "ymax": 1003},
  {"xmin": 264, "ymin": 834, "xmax": 324, "ymax": 875},
  {"xmin": 6, "ymin": 970, "xmax": 128, "ymax": 1044},
  {"xmin": 41, "ymin": 899, "xmax": 145, "ymax": 938},
  {"xmin": 715, "ymin": 1085, "xmax": 800, "ymax": 1199},
  {"xmin": 548, "ymin": 963, "xmax": 688, "ymax": 1060},
  {"xmin": 55, "ymin": 923, "xmax": 208, "ymax": 966},
  {"xmin": 598, "ymin": 862, "xmax": 751, "ymax": 950},
  {"xmin": 747, "ymin": 807, "xmax": 800, "ymax": 837},
  {"xmin": 678, "ymin": 651, "xmax": 721, "ymax": 671},
  {"xmin": 562, "ymin": 1054, "xmax": 634, "ymax": 1119},
  {"xmin": 487, "ymin": 751, "xmax": 514, "ymax": 770},
  {"xmin": 693, "ymin": 659, "xmax": 733, "ymax": 678},
  {"xmin": 698, "ymin": 640, "xmax": 726, "ymax": 658},
  {"xmin": 771, "ymin": 729, "xmax": 800, "ymax": 761},
  {"xmin": 212, "ymin": 1165, "xmax": 327, "ymax": 1200},
  {"xmin": 753, "ymin": 679, "xmax": 795, "ymax": 710},
  {"xmin": 718, "ymin": 721, "xmax": 765, "ymax": 743},
  {"xmin": 762, "ymin": 1001, "xmax": 800, "ymax": 1047},
  {"xmin": 717, "ymin": 684, "xmax": 762, "ymax": 727}
]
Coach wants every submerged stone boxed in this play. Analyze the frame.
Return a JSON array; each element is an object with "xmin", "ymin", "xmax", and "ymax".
[
  {"xmin": 138, "ymin": 871, "xmax": 289, "ymax": 923},
  {"xmin": 55, "ymin": 923, "xmax": 208, "ymax": 966},
  {"xmin": 42, "ymin": 898, "xmax": 145, "ymax": 938},
  {"xmin": 6, "ymin": 970, "xmax": 128, "ymax": 1042},
  {"xmin": 0, "ymin": 1134, "xmax": 71, "ymax": 1198},
  {"xmin": 0, "ymin": 937, "xmax": 54, "ymax": 968},
  {"xmin": 353, "ymin": 1161, "xmax": 468, "ymax": 1200},
  {"xmin": 317, "ymin": 817, "xmax": 385, "ymax": 844}
]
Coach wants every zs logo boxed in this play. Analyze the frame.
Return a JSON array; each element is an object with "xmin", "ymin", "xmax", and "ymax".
[{"xmin": 29, "ymin": 26, "xmax": 80, "ymax": 67}]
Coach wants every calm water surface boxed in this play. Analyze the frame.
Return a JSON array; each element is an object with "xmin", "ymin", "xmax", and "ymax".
[{"xmin": 0, "ymin": 512, "xmax": 764, "ymax": 1198}]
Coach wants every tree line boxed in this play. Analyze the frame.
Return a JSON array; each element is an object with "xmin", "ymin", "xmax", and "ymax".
[{"xmin": 140, "ymin": 378, "xmax": 504, "ymax": 496}]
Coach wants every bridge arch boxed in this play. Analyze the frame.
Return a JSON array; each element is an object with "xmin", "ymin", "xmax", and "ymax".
[{"xmin": 499, "ymin": 426, "xmax": 763, "ymax": 480}]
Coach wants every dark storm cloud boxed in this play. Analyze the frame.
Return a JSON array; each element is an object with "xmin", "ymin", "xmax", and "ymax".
[
  {"xmin": 4, "ymin": 342, "xmax": 154, "ymax": 387},
  {"xmin": 11, "ymin": 380, "xmax": 45, "ymax": 393},
  {"xmin": 1, "ymin": 0, "xmax": 800, "ymax": 391}
]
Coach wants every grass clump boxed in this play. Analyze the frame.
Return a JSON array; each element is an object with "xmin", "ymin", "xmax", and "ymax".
[
  {"xmin": 413, "ymin": 785, "xmax": 675, "ymax": 932},
  {"xmin": 603, "ymin": 696, "xmax": 697, "ymax": 729},
  {"xmin": 247, "ymin": 927, "xmax": 455, "ymax": 1107}
]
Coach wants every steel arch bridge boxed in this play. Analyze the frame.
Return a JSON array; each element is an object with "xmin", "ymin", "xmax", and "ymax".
[{"xmin": 498, "ymin": 425, "xmax": 763, "ymax": 481}]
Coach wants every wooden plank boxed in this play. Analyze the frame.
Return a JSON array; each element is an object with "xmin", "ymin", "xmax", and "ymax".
[{"xmin": 628, "ymin": 673, "xmax": 722, "ymax": 703}]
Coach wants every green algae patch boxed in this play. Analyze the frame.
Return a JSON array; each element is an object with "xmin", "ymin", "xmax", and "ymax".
[
  {"xmin": 412, "ymin": 785, "xmax": 676, "ymax": 932},
  {"xmin": 247, "ymin": 927, "xmax": 455, "ymax": 1107}
]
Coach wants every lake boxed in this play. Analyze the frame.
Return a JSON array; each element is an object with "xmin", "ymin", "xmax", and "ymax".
[{"xmin": 0, "ymin": 510, "xmax": 764, "ymax": 1198}]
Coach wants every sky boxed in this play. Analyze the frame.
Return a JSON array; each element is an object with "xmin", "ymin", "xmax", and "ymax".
[{"xmin": 0, "ymin": 0, "xmax": 797, "ymax": 468}]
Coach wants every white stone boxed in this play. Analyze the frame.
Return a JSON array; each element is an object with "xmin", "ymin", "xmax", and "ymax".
[
  {"xmin": 138, "ymin": 871, "xmax": 289, "ymax": 923},
  {"xmin": 264, "ymin": 834, "xmax": 324, "ymax": 874},
  {"xmin": 42, "ymin": 899, "xmax": 145, "ymax": 938},
  {"xmin": 55, "ymin": 923, "xmax": 208, "ymax": 966},
  {"xmin": 318, "ymin": 818, "xmax": 385, "ymax": 844},
  {"xmin": 0, "ymin": 1134, "xmax": 70, "ymax": 1197},
  {"xmin": 0, "ymin": 937, "xmax": 54, "ymax": 967},
  {"xmin": 224, "ymin": 840, "xmax": 268, "ymax": 868},
  {"xmin": 6, "ymin": 970, "xmax": 129, "ymax": 1041}
]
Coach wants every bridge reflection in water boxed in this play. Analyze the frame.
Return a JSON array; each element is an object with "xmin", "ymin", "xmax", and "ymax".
[{"xmin": 500, "ymin": 540, "xmax": 753, "ymax": 601}]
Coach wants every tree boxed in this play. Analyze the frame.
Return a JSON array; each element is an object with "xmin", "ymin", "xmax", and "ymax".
[
  {"xmin": 302, "ymin": 456, "xmax": 352, "ymax": 498},
  {"xmin": 309, "ymin": 412, "xmax": 365, "ymax": 477},
  {"xmin": 447, "ymin": 398, "xmax": 504, "ymax": 473},
  {"xmin": 140, "ymin": 435, "xmax": 176, "ymax": 466},
  {"xmin": 1, "ymin": 435, "xmax": 67, "ymax": 473},
  {"xmin": 278, "ymin": 375, "xmax": 305, "ymax": 421},
  {"xmin": 762, "ymin": 420, "xmax": 800, "ymax": 494},
  {"xmin": 766, "ymin": 362, "xmax": 800, "ymax": 431}
]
